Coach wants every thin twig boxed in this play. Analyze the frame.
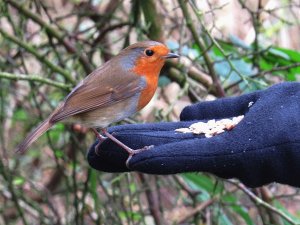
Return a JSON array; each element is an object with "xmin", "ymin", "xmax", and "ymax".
[
  {"xmin": 0, "ymin": 28, "xmax": 74, "ymax": 84},
  {"xmin": 138, "ymin": 174, "xmax": 163, "ymax": 225},
  {"xmin": 228, "ymin": 180, "xmax": 300, "ymax": 225},
  {"xmin": 6, "ymin": 0, "xmax": 93, "ymax": 73},
  {"xmin": 166, "ymin": 60, "xmax": 213, "ymax": 89},
  {"xmin": 225, "ymin": 62, "xmax": 300, "ymax": 90},
  {"xmin": 0, "ymin": 71, "xmax": 72, "ymax": 90},
  {"xmin": 177, "ymin": 197, "xmax": 216, "ymax": 224},
  {"xmin": 178, "ymin": 0, "xmax": 225, "ymax": 97},
  {"xmin": 0, "ymin": 160, "xmax": 29, "ymax": 225},
  {"xmin": 173, "ymin": 175, "xmax": 201, "ymax": 198},
  {"xmin": 189, "ymin": 1, "xmax": 249, "ymax": 87}
]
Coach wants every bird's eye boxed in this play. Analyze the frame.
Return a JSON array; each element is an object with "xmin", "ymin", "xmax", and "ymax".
[{"xmin": 145, "ymin": 49, "xmax": 154, "ymax": 56}]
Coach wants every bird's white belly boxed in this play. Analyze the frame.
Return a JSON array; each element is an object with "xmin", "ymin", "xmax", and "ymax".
[{"xmin": 71, "ymin": 94, "xmax": 140, "ymax": 128}]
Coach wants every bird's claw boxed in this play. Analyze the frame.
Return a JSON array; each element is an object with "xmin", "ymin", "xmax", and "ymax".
[
  {"xmin": 94, "ymin": 137, "xmax": 108, "ymax": 156},
  {"xmin": 125, "ymin": 145, "xmax": 154, "ymax": 168}
]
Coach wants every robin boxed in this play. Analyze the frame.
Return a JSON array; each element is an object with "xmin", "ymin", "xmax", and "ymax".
[{"xmin": 16, "ymin": 40, "xmax": 179, "ymax": 166}]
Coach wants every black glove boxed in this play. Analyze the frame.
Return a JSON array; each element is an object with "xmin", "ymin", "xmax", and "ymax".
[{"xmin": 87, "ymin": 82, "xmax": 300, "ymax": 187}]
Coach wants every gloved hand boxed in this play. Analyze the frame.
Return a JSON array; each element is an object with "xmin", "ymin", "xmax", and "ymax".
[{"xmin": 87, "ymin": 82, "xmax": 300, "ymax": 187}]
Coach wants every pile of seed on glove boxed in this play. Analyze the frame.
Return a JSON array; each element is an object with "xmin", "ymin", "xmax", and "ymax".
[{"xmin": 175, "ymin": 115, "xmax": 244, "ymax": 138}]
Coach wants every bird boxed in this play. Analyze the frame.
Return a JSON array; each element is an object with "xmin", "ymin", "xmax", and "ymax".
[{"xmin": 16, "ymin": 40, "xmax": 179, "ymax": 166}]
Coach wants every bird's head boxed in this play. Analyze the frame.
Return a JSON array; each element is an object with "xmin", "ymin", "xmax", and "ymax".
[{"xmin": 118, "ymin": 41, "xmax": 179, "ymax": 77}]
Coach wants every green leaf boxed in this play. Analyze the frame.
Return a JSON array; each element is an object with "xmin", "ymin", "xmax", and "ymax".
[
  {"xmin": 54, "ymin": 149, "xmax": 64, "ymax": 158},
  {"xmin": 213, "ymin": 58, "xmax": 254, "ymax": 85},
  {"xmin": 274, "ymin": 47, "xmax": 300, "ymax": 62},
  {"xmin": 259, "ymin": 58, "xmax": 273, "ymax": 71},
  {"xmin": 272, "ymin": 200, "xmax": 300, "ymax": 224},
  {"xmin": 260, "ymin": 47, "xmax": 300, "ymax": 81},
  {"xmin": 13, "ymin": 176, "xmax": 25, "ymax": 186},
  {"xmin": 13, "ymin": 109, "xmax": 28, "ymax": 121},
  {"xmin": 223, "ymin": 195, "xmax": 254, "ymax": 225},
  {"xmin": 118, "ymin": 211, "xmax": 142, "ymax": 221},
  {"xmin": 229, "ymin": 34, "xmax": 251, "ymax": 50},
  {"xmin": 210, "ymin": 42, "xmax": 236, "ymax": 57},
  {"xmin": 88, "ymin": 169, "xmax": 102, "ymax": 213},
  {"xmin": 182, "ymin": 173, "xmax": 223, "ymax": 195},
  {"xmin": 49, "ymin": 123, "xmax": 65, "ymax": 142},
  {"xmin": 213, "ymin": 208, "xmax": 234, "ymax": 225},
  {"xmin": 129, "ymin": 182, "xmax": 137, "ymax": 193},
  {"xmin": 268, "ymin": 48, "xmax": 290, "ymax": 60}
]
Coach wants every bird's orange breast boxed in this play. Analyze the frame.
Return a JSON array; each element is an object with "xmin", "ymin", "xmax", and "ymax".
[{"xmin": 132, "ymin": 57, "xmax": 164, "ymax": 110}]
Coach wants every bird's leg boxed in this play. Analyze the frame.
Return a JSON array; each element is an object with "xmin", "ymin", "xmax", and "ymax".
[
  {"xmin": 92, "ymin": 128, "xmax": 107, "ymax": 155},
  {"xmin": 101, "ymin": 128, "xmax": 154, "ymax": 168}
]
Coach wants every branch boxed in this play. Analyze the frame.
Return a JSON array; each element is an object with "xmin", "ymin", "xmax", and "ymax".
[
  {"xmin": 177, "ymin": 197, "xmax": 215, "ymax": 224},
  {"xmin": 166, "ymin": 60, "xmax": 213, "ymax": 90},
  {"xmin": 173, "ymin": 175, "xmax": 201, "ymax": 198},
  {"xmin": 0, "ymin": 72, "xmax": 72, "ymax": 91},
  {"xmin": 188, "ymin": 2, "xmax": 249, "ymax": 87},
  {"xmin": 225, "ymin": 62, "xmax": 300, "ymax": 90},
  {"xmin": 137, "ymin": 174, "xmax": 164, "ymax": 225},
  {"xmin": 0, "ymin": 160, "xmax": 29, "ymax": 225},
  {"xmin": 229, "ymin": 180, "xmax": 300, "ymax": 225},
  {"xmin": 178, "ymin": 0, "xmax": 225, "ymax": 97},
  {"xmin": 140, "ymin": 0, "xmax": 164, "ymax": 42},
  {"xmin": 0, "ymin": 28, "xmax": 75, "ymax": 85},
  {"xmin": 6, "ymin": 0, "xmax": 93, "ymax": 74}
]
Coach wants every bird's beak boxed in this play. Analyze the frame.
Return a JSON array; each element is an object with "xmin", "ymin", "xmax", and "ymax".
[{"xmin": 164, "ymin": 52, "xmax": 179, "ymax": 59}]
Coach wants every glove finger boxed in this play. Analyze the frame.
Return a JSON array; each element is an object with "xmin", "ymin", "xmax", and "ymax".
[
  {"xmin": 127, "ymin": 129, "xmax": 255, "ymax": 186},
  {"xmin": 87, "ymin": 139, "xmax": 130, "ymax": 172},
  {"xmin": 108, "ymin": 121, "xmax": 194, "ymax": 133},
  {"xmin": 129, "ymin": 114, "xmax": 254, "ymax": 172},
  {"xmin": 129, "ymin": 135, "xmax": 300, "ymax": 187},
  {"xmin": 129, "ymin": 131, "xmax": 235, "ymax": 174},
  {"xmin": 128, "ymin": 133, "xmax": 254, "ymax": 186},
  {"xmin": 128, "ymin": 112, "xmax": 300, "ymax": 188},
  {"xmin": 180, "ymin": 91, "xmax": 260, "ymax": 121}
]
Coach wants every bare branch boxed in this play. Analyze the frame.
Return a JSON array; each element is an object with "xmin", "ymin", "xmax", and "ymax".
[{"xmin": 0, "ymin": 71, "xmax": 72, "ymax": 90}]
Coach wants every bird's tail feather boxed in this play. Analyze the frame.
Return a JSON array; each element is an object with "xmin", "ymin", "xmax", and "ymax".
[{"xmin": 16, "ymin": 118, "xmax": 52, "ymax": 154}]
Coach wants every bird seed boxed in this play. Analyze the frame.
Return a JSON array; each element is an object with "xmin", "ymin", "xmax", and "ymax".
[{"xmin": 175, "ymin": 115, "xmax": 244, "ymax": 138}]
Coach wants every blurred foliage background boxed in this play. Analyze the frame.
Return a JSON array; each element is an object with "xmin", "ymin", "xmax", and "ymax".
[{"xmin": 0, "ymin": 0, "xmax": 300, "ymax": 224}]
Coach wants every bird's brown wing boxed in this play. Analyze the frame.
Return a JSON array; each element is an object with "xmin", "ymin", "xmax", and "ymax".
[{"xmin": 50, "ymin": 73, "xmax": 146, "ymax": 123}]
